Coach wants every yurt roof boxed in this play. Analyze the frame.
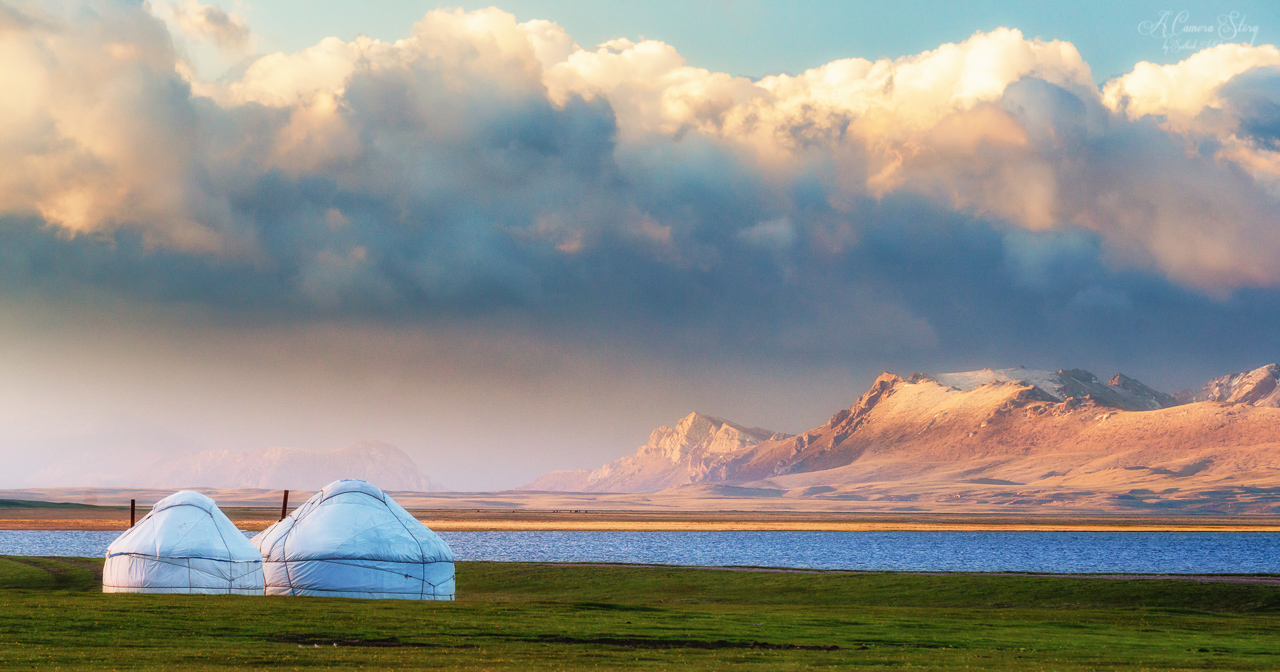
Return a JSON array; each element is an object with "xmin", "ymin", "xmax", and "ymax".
[
  {"xmin": 107, "ymin": 490, "xmax": 260, "ymax": 562},
  {"xmin": 254, "ymin": 479, "xmax": 453, "ymax": 563}
]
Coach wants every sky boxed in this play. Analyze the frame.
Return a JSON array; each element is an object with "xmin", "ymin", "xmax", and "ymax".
[
  {"xmin": 2, "ymin": 0, "xmax": 1280, "ymax": 490},
  {"xmin": 236, "ymin": 1, "xmax": 1279, "ymax": 82}
]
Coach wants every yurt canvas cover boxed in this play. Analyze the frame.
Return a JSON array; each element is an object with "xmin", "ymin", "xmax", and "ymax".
[
  {"xmin": 252, "ymin": 479, "xmax": 455, "ymax": 600},
  {"xmin": 103, "ymin": 491, "xmax": 264, "ymax": 595}
]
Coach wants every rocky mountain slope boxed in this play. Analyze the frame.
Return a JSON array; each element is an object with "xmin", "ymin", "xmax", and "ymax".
[
  {"xmin": 931, "ymin": 367, "xmax": 1179, "ymax": 411},
  {"xmin": 527, "ymin": 365, "xmax": 1280, "ymax": 513},
  {"xmin": 1175, "ymin": 363, "xmax": 1280, "ymax": 407},
  {"xmin": 526, "ymin": 412, "xmax": 790, "ymax": 493}
]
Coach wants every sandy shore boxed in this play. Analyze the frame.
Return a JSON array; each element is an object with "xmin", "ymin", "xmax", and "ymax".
[
  {"xmin": 411, "ymin": 520, "xmax": 1280, "ymax": 532},
  {"xmin": 4, "ymin": 507, "xmax": 1280, "ymax": 532}
]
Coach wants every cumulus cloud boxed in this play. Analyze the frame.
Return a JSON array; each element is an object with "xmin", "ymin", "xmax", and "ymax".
[
  {"xmin": 0, "ymin": 1, "xmax": 240, "ymax": 252},
  {"xmin": 165, "ymin": 0, "xmax": 249, "ymax": 50},
  {"xmin": 536, "ymin": 28, "xmax": 1280, "ymax": 290},
  {"xmin": 1102, "ymin": 44, "xmax": 1280, "ymax": 122},
  {"xmin": 3, "ymin": 0, "xmax": 1280, "ymax": 369}
]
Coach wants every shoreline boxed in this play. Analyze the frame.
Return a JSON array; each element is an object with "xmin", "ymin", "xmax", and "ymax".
[{"xmin": 3, "ymin": 508, "xmax": 1280, "ymax": 532}]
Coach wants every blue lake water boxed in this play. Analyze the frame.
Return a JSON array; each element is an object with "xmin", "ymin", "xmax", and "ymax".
[{"xmin": 2, "ymin": 530, "xmax": 1279, "ymax": 574}]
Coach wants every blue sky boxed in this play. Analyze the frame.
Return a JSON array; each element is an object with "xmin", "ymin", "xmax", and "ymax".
[{"xmin": 237, "ymin": 0, "xmax": 1279, "ymax": 81}]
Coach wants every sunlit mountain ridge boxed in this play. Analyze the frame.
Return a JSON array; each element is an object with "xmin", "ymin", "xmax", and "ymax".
[{"xmin": 526, "ymin": 364, "xmax": 1280, "ymax": 514}]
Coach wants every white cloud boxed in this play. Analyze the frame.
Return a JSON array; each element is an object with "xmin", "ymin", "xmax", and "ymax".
[
  {"xmin": 518, "ymin": 18, "xmax": 577, "ymax": 70},
  {"xmin": 165, "ymin": 0, "xmax": 249, "ymax": 50},
  {"xmin": 0, "ymin": 1, "xmax": 241, "ymax": 252},
  {"xmin": 1102, "ymin": 43, "xmax": 1280, "ymax": 123},
  {"xmin": 2, "ymin": 2, "xmax": 1280, "ymax": 295}
]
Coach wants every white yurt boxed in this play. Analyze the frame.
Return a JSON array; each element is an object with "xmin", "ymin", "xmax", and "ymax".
[
  {"xmin": 103, "ymin": 490, "xmax": 264, "ymax": 595},
  {"xmin": 252, "ymin": 479, "xmax": 455, "ymax": 600}
]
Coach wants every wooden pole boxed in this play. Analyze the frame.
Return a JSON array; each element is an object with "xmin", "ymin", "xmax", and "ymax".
[
  {"xmin": 130, "ymin": 499, "xmax": 135, "ymax": 527},
  {"xmin": 280, "ymin": 490, "xmax": 289, "ymax": 520}
]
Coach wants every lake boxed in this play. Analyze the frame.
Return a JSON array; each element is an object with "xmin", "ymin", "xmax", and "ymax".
[{"xmin": 2, "ymin": 530, "xmax": 1279, "ymax": 573}]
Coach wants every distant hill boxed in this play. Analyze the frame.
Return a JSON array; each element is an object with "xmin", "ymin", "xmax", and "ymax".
[
  {"xmin": 527, "ymin": 412, "xmax": 790, "ymax": 493},
  {"xmin": 525, "ymin": 365, "xmax": 1280, "ymax": 513},
  {"xmin": 0, "ymin": 499, "xmax": 103, "ymax": 509},
  {"xmin": 149, "ymin": 441, "xmax": 438, "ymax": 492}
]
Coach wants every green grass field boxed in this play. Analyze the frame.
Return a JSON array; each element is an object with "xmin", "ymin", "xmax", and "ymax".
[{"xmin": 2, "ymin": 556, "xmax": 1279, "ymax": 670}]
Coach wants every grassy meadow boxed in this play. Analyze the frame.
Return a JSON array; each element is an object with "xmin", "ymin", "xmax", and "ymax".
[{"xmin": 1, "ymin": 556, "xmax": 1279, "ymax": 670}]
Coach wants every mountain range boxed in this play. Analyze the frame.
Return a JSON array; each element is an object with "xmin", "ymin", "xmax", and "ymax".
[
  {"xmin": 525, "ymin": 364, "xmax": 1280, "ymax": 513},
  {"xmin": 134, "ymin": 441, "xmax": 437, "ymax": 492},
  {"xmin": 0, "ymin": 442, "xmax": 435, "ymax": 504}
]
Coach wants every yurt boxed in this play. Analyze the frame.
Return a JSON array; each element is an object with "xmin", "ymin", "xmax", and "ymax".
[
  {"xmin": 252, "ymin": 479, "xmax": 455, "ymax": 600},
  {"xmin": 103, "ymin": 491, "xmax": 264, "ymax": 595}
]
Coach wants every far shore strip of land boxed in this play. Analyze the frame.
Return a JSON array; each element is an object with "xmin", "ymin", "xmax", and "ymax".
[{"xmin": 3, "ymin": 506, "xmax": 1280, "ymax": 531}]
